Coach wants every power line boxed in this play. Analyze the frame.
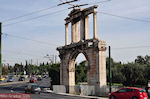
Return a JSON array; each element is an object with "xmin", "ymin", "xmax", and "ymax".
[
  {"xmin": 2, "ymin": 33, "xmax": 59, "ymax": 46},
  {"xmin": 2, "ymin": 0, "xmax": 111, "ymax": 26},
  {"xmin": 2, "ymin": 5, "xmax": 57, "ymax": 22},
  {"xmin": 89, "ymin": 0, "xmax": 111, "ymax": 5},
  {"xmin": 111, "ymin": 45, "xmax": 150, "ymax": 50},
  {"xmin": 1, "ymin": 0, "xmax": 110, "ymax": 23},
  {"xmin": 98, "ymin": 11, "xmax": 150, "ymax": 23},
  {"xmin": 3, "ymin": 50, "xmax": 43, "ymax": 57},
  {"xmin": 58, "ymin": 0, "xmax": 78, "ymax": 6},
  {"xmin": 3, "ymin": 8, "xmax": 68, "ymax": 27}
]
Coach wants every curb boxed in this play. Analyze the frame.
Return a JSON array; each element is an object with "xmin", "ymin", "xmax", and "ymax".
[{"xmin": 52, "ymin": 92, "xmax": 108, "ymax": 99}]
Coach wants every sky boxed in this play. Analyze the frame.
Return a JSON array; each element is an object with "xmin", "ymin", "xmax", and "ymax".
[{"xmin": 0, "ymin": 0, "xmax": 150, "ymax": 65}]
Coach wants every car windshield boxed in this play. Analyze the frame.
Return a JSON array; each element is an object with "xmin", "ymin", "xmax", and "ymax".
[
  {"xmin": 139, "ymin": 89, "xmax": 146, "ymax": 92},
  {"xmin": 32, "ymin": 85, "xmax": 39, "ymax": 88}
]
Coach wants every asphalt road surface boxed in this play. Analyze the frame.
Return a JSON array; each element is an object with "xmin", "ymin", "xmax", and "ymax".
[{"xmin": 0, "ymin": 77, "xmax": 106, "ymax": 99}]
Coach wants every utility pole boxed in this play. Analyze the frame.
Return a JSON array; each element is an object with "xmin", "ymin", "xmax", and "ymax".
[
  {"xmin": 0, "ymin": 22, "xmax": 2, "ymax": 75},
  {"xmin": 109, "ymin": 46, "xmax": 112, "ymax": 93}
]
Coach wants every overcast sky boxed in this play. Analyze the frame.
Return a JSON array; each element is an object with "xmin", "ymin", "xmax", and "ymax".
[{"xmin": 0, "ymin": 0, "xmax": 150, "ymax": 65}]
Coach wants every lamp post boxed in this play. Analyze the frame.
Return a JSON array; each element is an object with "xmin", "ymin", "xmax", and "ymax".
[
  {"xmin": 109, "ymin": 46, "xmax": 112, "ymax": 93},
  {"xmin": 0, "ymin": 22, "xmax": 2, "ymax": 75}
]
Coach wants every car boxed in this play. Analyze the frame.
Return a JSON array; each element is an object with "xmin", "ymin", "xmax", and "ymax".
[
  {"xmin": 25, "ymin": 83, "xmax": 41, "ymax": 94},
  {"xmin": 18, "ymin": 76, "xmax": 25, "ymax": 81},
  {"xmin": 0, "ymin": 77, "xmax": 5, "ymax": 81},
  {"xmin": 109, "ymin": 87, "xmax": 148, "ymax": 99},
  {"xmin": 7, "ymin": 77, "xmax": 14, "ymax": 82},
  {"xmin": 42, "ymin": 75, "xmax": 47, "ymax": 78},
  {"xmin": 29, "ymin": 77, "xmax": 37, "ymax": 83},
  {"xmin": 37, "ymin": 77, "xmax": 42, "ymax": 81}
]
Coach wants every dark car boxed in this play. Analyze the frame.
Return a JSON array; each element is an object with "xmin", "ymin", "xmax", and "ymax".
[
  {"xmin": 7, "ymin": 77, "xmax": 14, "ymax": 82},
  {"xmin": 18, "ymin": 76, "xmax": 25, "ymax": 81},
  {"xmin": 37, "ymin": 77, "xmax": 42, "ymax": 81},
  {"xmin": 42, "ymin": 75, "xmax": 47, "ymax": 78},
  {"xmin": 25, "ymin": 83, "xmax": 41, "ymax": 94},
  {"xmin": 29, "ymin": 77, "xmax": 37, "ymax": 83},
  {"xmin": 109, "ymin": 87, "xmax": 148, "ymax": 99}
]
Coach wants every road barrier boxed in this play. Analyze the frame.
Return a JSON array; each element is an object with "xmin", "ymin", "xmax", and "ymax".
[{"xmin": 0, "ymin": 81, "xmax": 29, "ymax": 86}]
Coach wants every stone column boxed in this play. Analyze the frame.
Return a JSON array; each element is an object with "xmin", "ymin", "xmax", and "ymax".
[
  {"xmin": 85, "ymin": 16, "xmax": 89, "ymax": 40},
  {"xmin": 75, "ymin": 21, "xmax": 80, "ymax": 42},
  {"xmin": 93, "ymin": 9, "xmax": 98, "ymax": 39},
  {"xmin": 65, "ymin": 23, "xmax": 69, "ymax": 45},
  {"xmin": 80, "ymin": 18, "xmax": 85, "ymax": 40},
  {"xmin": 68, "ymin": 58, "xmax": 75, "ymax": 94},
  {"xmin": 71, "ymin": 22, "xmax": 75, "ymax": 43}
]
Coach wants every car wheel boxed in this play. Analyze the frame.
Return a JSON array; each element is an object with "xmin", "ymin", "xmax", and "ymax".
[
  {"xmin": 132, "ymin": 96, "xmax": 138, "ymax": 99},
  {"xmin": 110, "ymin": 95, "xmax": 116, "ymax": 99}
]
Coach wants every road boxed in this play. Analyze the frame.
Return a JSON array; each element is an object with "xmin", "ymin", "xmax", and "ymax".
[{"xmin": 0, "ymin": 77, "xmax": 107, "ymax": 99}]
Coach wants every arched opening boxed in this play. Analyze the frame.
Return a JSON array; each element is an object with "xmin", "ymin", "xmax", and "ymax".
[
  {"xmin": 68, "ymin": 52, "xmax": 89, "ymax": 88},
  {"xmin": 75, "ymin": 53, "xmax": 88, "ymax": 85}
]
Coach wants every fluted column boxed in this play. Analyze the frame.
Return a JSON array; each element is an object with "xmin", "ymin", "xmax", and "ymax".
[{"xmin": 65, "ymin": 23, "xmax": 69, "ymax": 45}]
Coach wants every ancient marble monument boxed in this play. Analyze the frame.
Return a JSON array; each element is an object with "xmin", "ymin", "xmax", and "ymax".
[{"xmin": 57, "ymin": 5, "xmax": 107, "ymax": 96}]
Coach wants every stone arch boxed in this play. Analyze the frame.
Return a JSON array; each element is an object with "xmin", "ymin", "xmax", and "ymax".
[
  {"xmin": 69, "ymin": 50, "xmax": 89, "ymax": 66},
  {"xmin": 68, "ymin": 50, "xmax": 89, "ymax": 86},
  {"xmin": 57, "ymin": 5, "xmax": 107, "ymax": 96}
]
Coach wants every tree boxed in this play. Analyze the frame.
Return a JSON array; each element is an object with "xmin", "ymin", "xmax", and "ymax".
[
  {"xmin": 135, "ymin": 56, "xmax": 145, "ymax": 64},
  {"xmin": 48, "ymin": 63, "xmax": 60, "ymax": 85},
  {"xmin": 8, "ymin": 66, "xmax": 13, "ymax": 73},
  {"xmin": 106, "ymin": 57, "xmax": 123, "ymax": 83},
  {"xmin": 121, "ymin": 63, "xmax": 145, "ymax": 86},
  {"xmin": 14, "ymin": 63, "xmax": 24, "ymax": 75},
  {"xmin": 2, "ymin": 66, "xmax": 7, "ymax": 75},
  {"xmin": 112, "ymin": 63, "xmax": 124, "ymax": 83},
  {"xmin": 75, "ymin": 61, "xmax": 87, "ymax": 84}
]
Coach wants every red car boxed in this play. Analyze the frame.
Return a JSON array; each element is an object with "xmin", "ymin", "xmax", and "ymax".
[
  {"xmin": 109, "ymin": 87, "xmax": 148, "ymax": 99},
  {"xmin": 29, "ymin": 77, "xmax": 37, "ymax": 83}
]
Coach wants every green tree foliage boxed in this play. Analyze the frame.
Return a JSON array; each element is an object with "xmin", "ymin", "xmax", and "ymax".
[
  {"xmin": 135, "ymin": 55, "xmax": 150, "ymax": 65},
  {"xmin": 48, "ymin": 63, "xmax": 60, "ymax": 85},
  {"xmin": 106, "ymin": 55, "xmax": 150, "ymax": 86},
  {"xmin": 121, "ymin": 63, "xmax": 145, "ymax": 86},
  {"xmin": 38, "ymin": 63, "xmax": 48, "ymax": 74},
  {"xmin": 106, "ymin": 57, "xmax": 123, "ymax": 83},
  {"xmin": 75, "ymin": 61, "xmax": 87, "ymax": 84},
  {"xmin": 4, "ymin": 55, "xmax": 150, "ymax": 87},
  {"xmin": 8, "ymin": 66, "xmax": 13, "ymax": 73},
  {"xmin": 14, "ymin": 63, "xmax": 24, "ymax": 74},
  {"xmin": 2, "ymin": 66, "xmax": 7, "ymax": 75}
]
